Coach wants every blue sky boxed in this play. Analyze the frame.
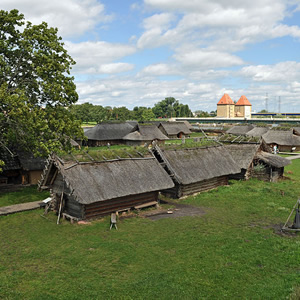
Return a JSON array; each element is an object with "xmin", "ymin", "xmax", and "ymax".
[{"xmin": 3, "ymin": 0, "xmax": 300, "ymax": 112}]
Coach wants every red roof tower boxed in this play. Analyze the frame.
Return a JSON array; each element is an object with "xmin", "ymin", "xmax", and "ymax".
[
  {"xmin": 217, "ymin": 94, "xmax": 234, "ymax": 105},
  {"xmin": 235, "ymin": 95, "xmax": 252, "ymax": 106}
]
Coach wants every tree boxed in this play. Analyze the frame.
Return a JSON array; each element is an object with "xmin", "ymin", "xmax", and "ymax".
[
  {"xmin": 110, "ymin": 107, "xmax": 133, "ymax": 121},
  {"xmin": 153, "ymin": 97, "xmax": 192, "ymax": 118},
  {"xmin": 0, "ymin": 9, "xmax": 83, "ymax": 155},
  {"xmin": 132, "ymin": 106, "xmax": 155, "ymax": 122}
]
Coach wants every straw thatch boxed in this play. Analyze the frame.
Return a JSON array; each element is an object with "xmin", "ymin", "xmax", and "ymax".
[
  {"xmin": 85, "ymin": 122, "xmax": 136, "ymax": 141},
  {"xmin": 157, "ymin": 145, "xmax": 240, "ymax": 185},
  {"xmin": 0, "ymin": 146, "xmax": 20, "ymax": 171},
  {"xmin": 293, "ymin": 127, "xmax": 300, "ymax": 136},
  {"xmin": 158, "ymin": 122, "xmax": 191, "ymax": 137},
  {"xmin": 262, "ymin": 129, "xmax": 300, "ymax": 146},
  {"xmin": 183, "ymin": 120, "xmax": 193, "ymax": 130},
  {"xmin": 246, "ymin": 127, "xmax": 269, "ymax": 137},
  {"xmin": 255, "ymin": 152, "xmax": 290, "ymax": 168},
  {"xmin": 226, "ymin": 124, "xmax": 255, "ymax": 136},
  {"xmin": 224, "ymin": 144, "xmax": 260, "ymax": 170},
  {"xmin": 123, "ymin": 125, "xmax": 169, "ymax": 142},
  {"xmin": 17, "ymin": 152, "xmax": 46, "ymax": 171},
  {"xmin": 41, "ymin": 155, "xmax": 174, "ymax": 205}
]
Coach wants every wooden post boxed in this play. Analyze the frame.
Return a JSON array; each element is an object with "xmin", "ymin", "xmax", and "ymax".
[{"xmin": 57, "ymin": 186, "xmax": 64, "ymax": 225}]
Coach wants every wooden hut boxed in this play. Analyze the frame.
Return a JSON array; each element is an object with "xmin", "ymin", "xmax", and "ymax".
[
  {"xmin": 226, "ymin": 124, "xmax": 255, "ymax": 136},
  {"xmin": 225, "ymin": 144, "xmax": 262, "ymax": 180},
  {"xmin": 17, "ymin": 152, "xmax": 46, "ymax": 185},
  {"xmin": 84, "ymin": 122, "xmax": 137, "ymax": 146},
  {"xmin": 246, "ymin": 126, "xmax": 269, "ymax": 138},
  {"xmin": 0, "ymin": 146, "xmax": 45, "ymax": 185},
  {"xmin": 38, "ymin": 151, "xmax": 174, "ymax": 220},
  {"xmin": 158, "ymin": 122, "xmax": 191, "ymax": 139},
  {"xmin": 251, "ymin": 152, "xmax": 290, "ymax": 182},
  {"xmin": 123, "ymin": 125, "xmax": 169, "ymax": 146},
  {"xmin": 262, "ymin": 129, "xmax": 300, "ymax": 152},
  {"xmin": 225, "ymin": 142, "xmax": 290, "ymax": 182},
  {"xmin": 152, "ymin": 145, "xmax": 241, "ymax": 198}
]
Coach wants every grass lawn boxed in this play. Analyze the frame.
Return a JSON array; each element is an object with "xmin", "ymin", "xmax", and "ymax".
[
  {"xmin": 0, "ymin": 186, "xmax": 49, "ymax": 207},
  {"xmin": 0, "ymin": 161, "xmax": 299, "ymax": 299}
]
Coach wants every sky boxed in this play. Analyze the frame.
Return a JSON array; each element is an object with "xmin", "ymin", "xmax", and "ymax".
[{"xmin": 2, "ymin": 0, "xmax": 300, "ymax": 113}]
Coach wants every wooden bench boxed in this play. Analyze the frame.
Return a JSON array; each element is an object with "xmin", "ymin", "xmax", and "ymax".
[
  {"xmin": 134, "ymin": 201, "xmax": 159, "ymax": 210},
  {"xmin": 62, "ymin": 213, "xmax": 80, "ymax": 224}
]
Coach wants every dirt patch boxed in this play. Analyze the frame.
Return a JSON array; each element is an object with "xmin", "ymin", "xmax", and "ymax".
[
  {"xmin": 263, "ymin": 223, "xmax": 300, "ymax": 237},
  {"xmin": 142, "ymin": 201, "xmax": 207, "ymax": 221}
]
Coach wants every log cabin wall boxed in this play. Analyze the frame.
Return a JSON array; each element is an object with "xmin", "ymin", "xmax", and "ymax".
[
  {"xmin": 83, "ymin": 191, "xmax": 159, "ymax": 219},
  {"xmin": 162, "ymin": 175, "xmax": 229, "ymax": 198},
  {"xmin": 64, "ymin": 195, "xmax": 84, "ymax": 219}
]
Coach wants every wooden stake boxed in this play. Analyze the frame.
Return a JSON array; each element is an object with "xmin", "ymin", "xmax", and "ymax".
[{"xmin": 57, "ymin": 186, "xmax": 64, "ymax": 225}]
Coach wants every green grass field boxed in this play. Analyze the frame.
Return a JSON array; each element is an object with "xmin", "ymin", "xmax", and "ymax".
[
  {"xmin": 0, "ymin": 186, "xmax": 49, "ymax": 207},
  {"xmin": 0, "ymin": 161, "xmax": 299, "ymax": 299}
]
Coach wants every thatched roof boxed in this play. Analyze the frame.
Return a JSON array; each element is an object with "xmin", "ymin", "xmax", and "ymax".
[
  {"xmin": 17, "ymin": 152, "xmax": 46, "ymax": 171},
  {"xmin": 157, "ymin": 145, "xmax": 240, "ymax": 185},
  {"xmin": 85, "ymin": 122, "xmax": 136, "ymax": 141},
  {"xmin": 293, "ymin": 127, "xmax": 300, "ymax": 136},
  {"xmin": 262, "ymin": 129, "xmax": 300, "ymax": 146},
  {"xmin": 256, "ymin": 152, "xmax": 290, "ymax": 168},
  {"xmin": 226, "ymin": 124, "xmax": 255, "ymax": 136},
  {"xmin": 219, "ymin": 134, "xmax": 260, "ymax": 144},
  {"xmin": 45, "ymin": 156, "xmax": 174, "ymax": 204},
  {"xmin": 183, "ymin": 120, "xmax": 193, "ymax": 130},
  {"xmin": 123, "ymin": 125, "xmax": 169, "ymax": 141},
  {"xmin": 224, "ymin": 144, "xmax": 260, "ymax": 170},
  {"xmin": 0, "ymin": 146, "xmax": 20, "ymax": 171},
  {"xmin": 246, "ymin": 127, "xmax": 269, "ymax": 137},
  {"xmin": 159, "ymin": 122, "xmax": 191, "ymax": 135}
]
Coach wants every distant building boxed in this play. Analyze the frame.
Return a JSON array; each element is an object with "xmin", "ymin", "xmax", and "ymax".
[
  {"xmin": 235, "ymin": 95, "xmax": 252, "ymax": 118},
  {"xmin": 216, "ymin": 94, "xmax": 252, "ymax": 118},
  {"xmin": 217, "ymin": 94, "xmax": 235, "ymax": 118}
]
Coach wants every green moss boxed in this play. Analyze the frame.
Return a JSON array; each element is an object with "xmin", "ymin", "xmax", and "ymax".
[
  {"xmin": 57, "ymin": 146, "xmax": 151, "ymax": 162},
  {"xmin": 161, "ymin": 139, "xmax": 219, "ymax": 150}
]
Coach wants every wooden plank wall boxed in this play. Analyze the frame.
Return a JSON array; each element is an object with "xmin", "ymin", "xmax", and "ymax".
[
  {"xmin": 162, "ymin": 175, "xmax": 229, "ymax": 198},
  {"xmin": 84, "ymin": 191, "xmax": 159, "ymax": 219}
]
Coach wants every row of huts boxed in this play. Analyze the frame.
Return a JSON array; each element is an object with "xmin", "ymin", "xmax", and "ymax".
[
  {"xmin": 38, "ymin": 139, "xmax": 290, "ymax": 221},
  {"xmin": 226, "ymin": 124, "xmax": 300, "ymax": 152},
  {"xmin": 84, "ymin": 121, "xmax": 192, "ymax": 146}
]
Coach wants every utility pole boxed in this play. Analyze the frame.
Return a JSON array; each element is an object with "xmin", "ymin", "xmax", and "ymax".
[
  {"xmin": 265, "ymin": 93, "xmax": 268, "ymax": 112},
  {"xmin": 278, "ymin": 96, "xmax": 281, "ymax": 114}
]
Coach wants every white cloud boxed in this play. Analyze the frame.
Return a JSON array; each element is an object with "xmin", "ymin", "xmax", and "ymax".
[
  {"xmin": 173, "ymin": 48, "xmax": 244, "ymax": 69},
  {"xmin": 1, "ymin": 0, "xmax": 113, "ymax": 38},
  {"xmin": 141, "ymin": 0, "xmax": 300, "ymax": 52},
  {"xmin": 137, "ymin": 13, "xmax": 176, "ymax": 48},
  {"xmin": 141, "ymin": 63, "xmax": 179, "ymax": 76},
  {"xmin": 98, "ymin": 63, "xmax": 134, "ymax": 74},
  {"xmin": 65, "ymin": 41, "xmax": 136, "ymax": 74},
  {"xmin": 241, "ymin": 61, "xmax": 300, "ymax": 82}
]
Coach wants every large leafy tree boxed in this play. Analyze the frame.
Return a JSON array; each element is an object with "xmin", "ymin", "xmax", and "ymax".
[
  {"xmin": 0, "ymin": 9, "xmax": 83, "ymax": 156},
  {"xmin": 152, "ymin": 97, "xmax": 192, "ymax": 118}
]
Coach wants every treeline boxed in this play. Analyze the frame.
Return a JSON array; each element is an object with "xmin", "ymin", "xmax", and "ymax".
[{"xmin": 71, "ymin": 97, "xmax": 193, "ymax": 123}]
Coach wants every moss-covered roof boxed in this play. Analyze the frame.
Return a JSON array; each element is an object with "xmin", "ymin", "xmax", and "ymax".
[
  {"xmin": 219, "ymin": 134, "xmax": 260, "ymax": 143},
  {"xmin": 160, "ymin": 139, "xmax": 219, "ymax": 150},
  {"xmin": 57, "ymin": 147, "xmax": 151, "ymax": 163}
]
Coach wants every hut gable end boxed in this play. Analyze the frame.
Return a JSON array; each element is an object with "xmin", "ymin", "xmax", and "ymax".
[{"xmin": 156, "ymin": 146, "xmax": 241, "ymax": 185}]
